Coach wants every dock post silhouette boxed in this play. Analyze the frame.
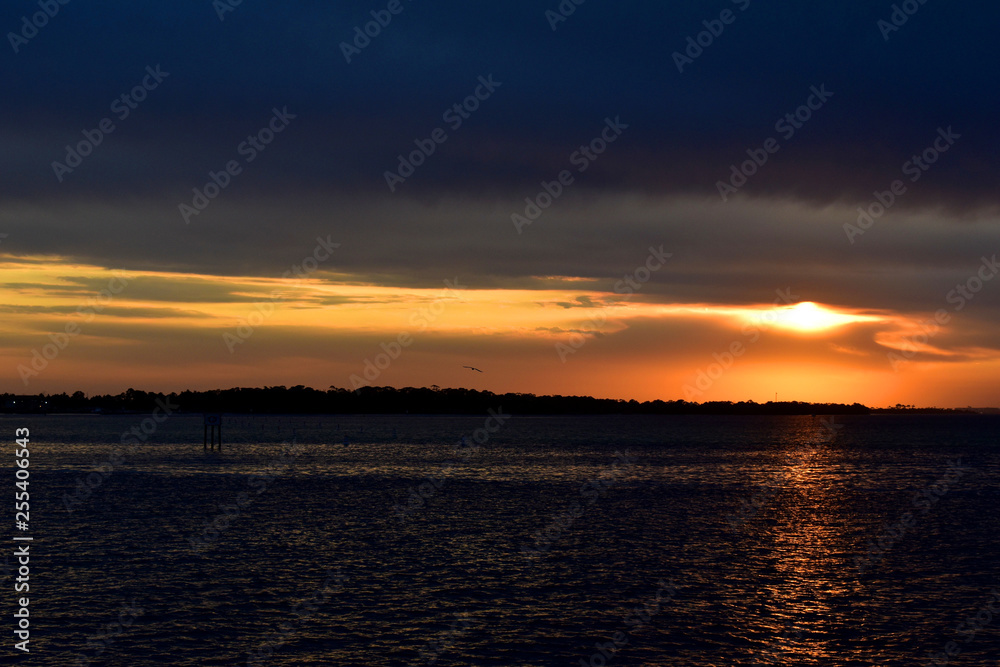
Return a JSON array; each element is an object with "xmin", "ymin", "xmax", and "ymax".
[{"xmin": 204, "ymin": 414, "xmax": 222, "ymax": 451}]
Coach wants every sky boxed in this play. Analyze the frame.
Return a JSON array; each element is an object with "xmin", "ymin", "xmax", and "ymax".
[{"xmin": 1, "ymin": 0, "xmax": 999, "ymax": 407}]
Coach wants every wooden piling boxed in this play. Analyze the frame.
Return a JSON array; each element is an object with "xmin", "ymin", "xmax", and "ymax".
[{"xmin": 204, "ymin": 414, "xmax": 222, "ymax": 452}]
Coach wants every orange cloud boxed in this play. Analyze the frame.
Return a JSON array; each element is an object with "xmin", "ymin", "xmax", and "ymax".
[{"xmin": 1, "ymin": 255, "xmax": 998, "ymax": 407}]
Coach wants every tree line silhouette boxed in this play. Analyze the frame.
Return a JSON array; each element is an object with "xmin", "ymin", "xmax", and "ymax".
[{"xmin": 1, "ymin": 385, "xmax": 969, "ymax": 415}]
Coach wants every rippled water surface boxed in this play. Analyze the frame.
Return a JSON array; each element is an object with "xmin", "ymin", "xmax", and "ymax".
[{"xmin": 2, "ymin": 413, "xmax": 998, "ymax": 665}]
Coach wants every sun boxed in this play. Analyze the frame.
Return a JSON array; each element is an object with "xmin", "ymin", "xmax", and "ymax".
[{"xmin": 773, "ymin": 301, "xmax": 872, "ymax": 333}]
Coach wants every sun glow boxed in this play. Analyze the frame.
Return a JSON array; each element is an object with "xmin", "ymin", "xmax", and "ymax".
[{"xmin": 771, "ymin": 301, "xmax": 879, "ymax": 333}]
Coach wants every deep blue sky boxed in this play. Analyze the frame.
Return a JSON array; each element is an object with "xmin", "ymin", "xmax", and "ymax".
[{"xmin": 3, "ymin": 0, "xmax": 997, "ymax": 205}]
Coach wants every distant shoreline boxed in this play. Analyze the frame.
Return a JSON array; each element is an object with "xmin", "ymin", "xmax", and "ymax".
[{"xmin": 1, "ymin": 386, "xmax": 989, "ymax": 416}]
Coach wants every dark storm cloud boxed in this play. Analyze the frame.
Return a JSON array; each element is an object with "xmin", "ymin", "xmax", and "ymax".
[
  {"xmin": 2, "ymin": 0, "xmax": 999, "ymax": 307},
  {"xmin": 2, "ymin": 193, "xmax": 999, "ymax": 320},
  {"xmin": 3, "ymin": 1, "xmax": 998, "ymax": 202}
]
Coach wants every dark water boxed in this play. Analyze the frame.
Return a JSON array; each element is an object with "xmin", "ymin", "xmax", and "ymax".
[{"xmin": 1, "ymin": 413, "xmax": 998, "ymax": 666}]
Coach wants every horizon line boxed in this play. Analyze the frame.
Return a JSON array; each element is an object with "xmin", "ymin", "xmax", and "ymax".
[{"xmin": 1, "ymin": 385, "xmax": 995, "ymax": 412}]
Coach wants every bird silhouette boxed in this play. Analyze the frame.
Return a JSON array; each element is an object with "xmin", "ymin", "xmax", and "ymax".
[{"xmin": 463, "ymin": 366, "xmax": 484, "ymax": 373}]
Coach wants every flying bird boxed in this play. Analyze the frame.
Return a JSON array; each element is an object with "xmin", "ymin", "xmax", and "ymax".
[{"xmin": 463, "ymin": 366, "xmax": 484, "ymax": 373}]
